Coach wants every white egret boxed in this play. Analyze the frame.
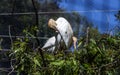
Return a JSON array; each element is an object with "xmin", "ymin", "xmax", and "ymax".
[{"xmin": 42, "ymin": 17, "xmax": 77, "ymax": 52}]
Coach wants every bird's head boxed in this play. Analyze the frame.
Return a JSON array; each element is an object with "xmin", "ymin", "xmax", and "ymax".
[{"xmin": 48, "ymin": 18, "xmax": 58, "ymax": 31}]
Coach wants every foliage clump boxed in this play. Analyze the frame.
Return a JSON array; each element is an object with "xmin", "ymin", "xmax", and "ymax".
[{"xmin": 9, "ymin": 27, "xmax": 120, "ymax": 75}]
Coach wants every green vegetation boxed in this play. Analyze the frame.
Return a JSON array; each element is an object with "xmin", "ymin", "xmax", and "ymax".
[{"xmin": 9, "ymin": 26, "xmax": 120, "ymax": 75}]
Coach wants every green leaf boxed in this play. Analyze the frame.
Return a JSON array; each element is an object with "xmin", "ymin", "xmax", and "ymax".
[
  {"xmin": 83, "ymin": 63, "xmax": 90, "ymax": 68},
  {"xmin": 21, "ymin": 65, "xmax": 24, "ymax": 71},
  {"xmin": 50, "ymin": 60, "xmax": 65, "ymax": 66},
  {"xmin": 78, "ymin": 41, "xmax": 82, "ymax": 47},
  {"xmin": 73, "ymin": 59, "xmax": 77, "ymax": 65},
  {"xmin": 106, "ymin": 71, "xmax": 113, "ymax": 75},
  {"xmin": 96, "ymin": 47, "xmax": 103, "ymax": 55},
  {"xmin": 33, "ymin": 58, "xmax": 41, "ymax": 67},
  {"xmin": 90, "ymin": 39, "xmax": 96, "ymax": 44}
]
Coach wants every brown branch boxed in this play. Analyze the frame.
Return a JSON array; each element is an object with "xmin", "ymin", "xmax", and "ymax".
[
  {"xmin": 9, "ymin": 25, "xmax": 13, "ymax": 48},
  {"xmin": 97, "ymin": 57, "xmax": 120, "ymax": 75},
  {"xmin": 8, "ymin": 59, "xmax": 14, "ymax": 75},
  {"xmin": 8, "ymin": 25, "xmax": 14, "ymax": 75},
  {"xmin": 31, "ymin": 0, "xmax": 46, "ymax": 67},
  {"xmin": 31, "ymin": 0, "xmax": 39, "ymax": 26}
]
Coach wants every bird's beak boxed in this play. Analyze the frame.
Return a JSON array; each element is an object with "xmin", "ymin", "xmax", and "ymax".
[{"xmin": 48, "ymin": 19, "xmax": 58, "ymax": 31}]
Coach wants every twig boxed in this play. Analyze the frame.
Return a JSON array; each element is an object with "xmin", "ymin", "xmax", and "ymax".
[
  {"xmin": 37, "ymin": 47, "xmax": 47, "ymax": 67},
  {"xmin": 54, "ymin": 26, "xmax": 68, "ymax": 50},
  {"xmin": 97, "ymin": 57, "xmax": 120, "ymax": 75},
  {"xmin": 31, "ymin": 0, "xmax": 39, "ymax": 26},
  {"xmin": 31, "ymin": 0, "xmax": 46, "ymax": 67},
  {"xmin": 106, "ymin": 14, "xmax": 110, "ymax": 34},
  {"xmin": 8, "ymin": 25, "xmax": 14, "ymax": 75},
  {"xmin": 8, "ymin": 59, "xmax": 14, "ymax": 75},
  {"xmin": 85, "ymin": 27, "xmax": 89, "ymax": 45},
  {"xmin": 109, "ymin": 25, "xmax": 120, "ymax": 36},
  {"xmin": 9, "ymin": 25, "xmax": 13, "ymax": 48}
]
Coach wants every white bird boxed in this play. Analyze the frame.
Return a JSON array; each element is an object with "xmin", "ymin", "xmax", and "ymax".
[
  {"xmin": 42, "ymin": 17, "xmax": 77, "ymax": 52},
  {"xmin": 42, "ymin": 36, "xmax": 77, "ymax": 52}
]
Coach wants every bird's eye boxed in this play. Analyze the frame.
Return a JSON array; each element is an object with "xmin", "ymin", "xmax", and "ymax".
[{"xmin": 65, "ymin": 31, "xmax": 67, "ymax": 34}]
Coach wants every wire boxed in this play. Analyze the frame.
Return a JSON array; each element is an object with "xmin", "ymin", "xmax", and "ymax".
[
  {"xmin": 0, "ymin": 10, "xmax": 119, "ymax": 16},
  {"xmin": 0, "ymin": 35, "xmax": 48, "ymax": 39}
]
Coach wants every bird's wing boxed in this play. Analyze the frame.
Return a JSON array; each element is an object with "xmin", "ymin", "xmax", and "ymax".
[
  {"xmin": 42, "ymin": 36, "xmax": 56, "ymax": 51},
  {"xmin": 56, "ymin": 17, "xmax": 73, "ymax": 48}
]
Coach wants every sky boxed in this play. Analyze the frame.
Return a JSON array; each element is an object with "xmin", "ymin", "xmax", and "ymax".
[{"xmin": 58, "ymin": 0, "xmax": 120, "ymax": 33}]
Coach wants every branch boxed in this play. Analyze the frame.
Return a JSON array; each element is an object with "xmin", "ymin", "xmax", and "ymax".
[
  {"xmin": 8, "ymin": 59, "xmax": 14, "ymax": 75},
  {"xmin": 31, "ymin": 0, "xmax": 39, "ymax": 26},
  {"xmin": 37, "ymin": 47, "xmax": 47, "ymax": 67},
  {"xmin": 8, "ymin": 25, "xmax": 14, "ymax": 75},
  {"xmin": 9, "ymin": 25, "xmax": 13, "ymax": 48},
  {"xmin": 97, "ymin": 57, "xmax": 120, "ymax": 74},
  {"xmin": 85, "ymin": 27, "xmax": 89, "ymax": 45},
  {"xmin": 31, "ymin": 0, "xmax": 46, "ymax": 67}
]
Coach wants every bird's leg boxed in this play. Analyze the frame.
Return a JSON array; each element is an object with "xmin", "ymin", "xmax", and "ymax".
[{"xmin": 72, "ymin": 36, "xmax": 77, "ymax": 50}]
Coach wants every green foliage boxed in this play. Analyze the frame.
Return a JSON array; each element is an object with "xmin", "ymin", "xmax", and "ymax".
[
  {"xmin": 10, "ymin": 27, "xmax": 120, "ymax": 75},
  {"xmin": 10, "ymin": 38, "xmax": 42, "ymax": 75}
]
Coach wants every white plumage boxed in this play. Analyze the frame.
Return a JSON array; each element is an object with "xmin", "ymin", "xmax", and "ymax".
[
  {"xmin": 42, "ymin": 36, "xmax": 56, "ymax": 52},
  {"xmin": 55, "ymin": 17, "xmax": 73, "ymax": 49},
  {"xmin": 42, "ymin": 17, "xmax": 77, "ymax": 52}
]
